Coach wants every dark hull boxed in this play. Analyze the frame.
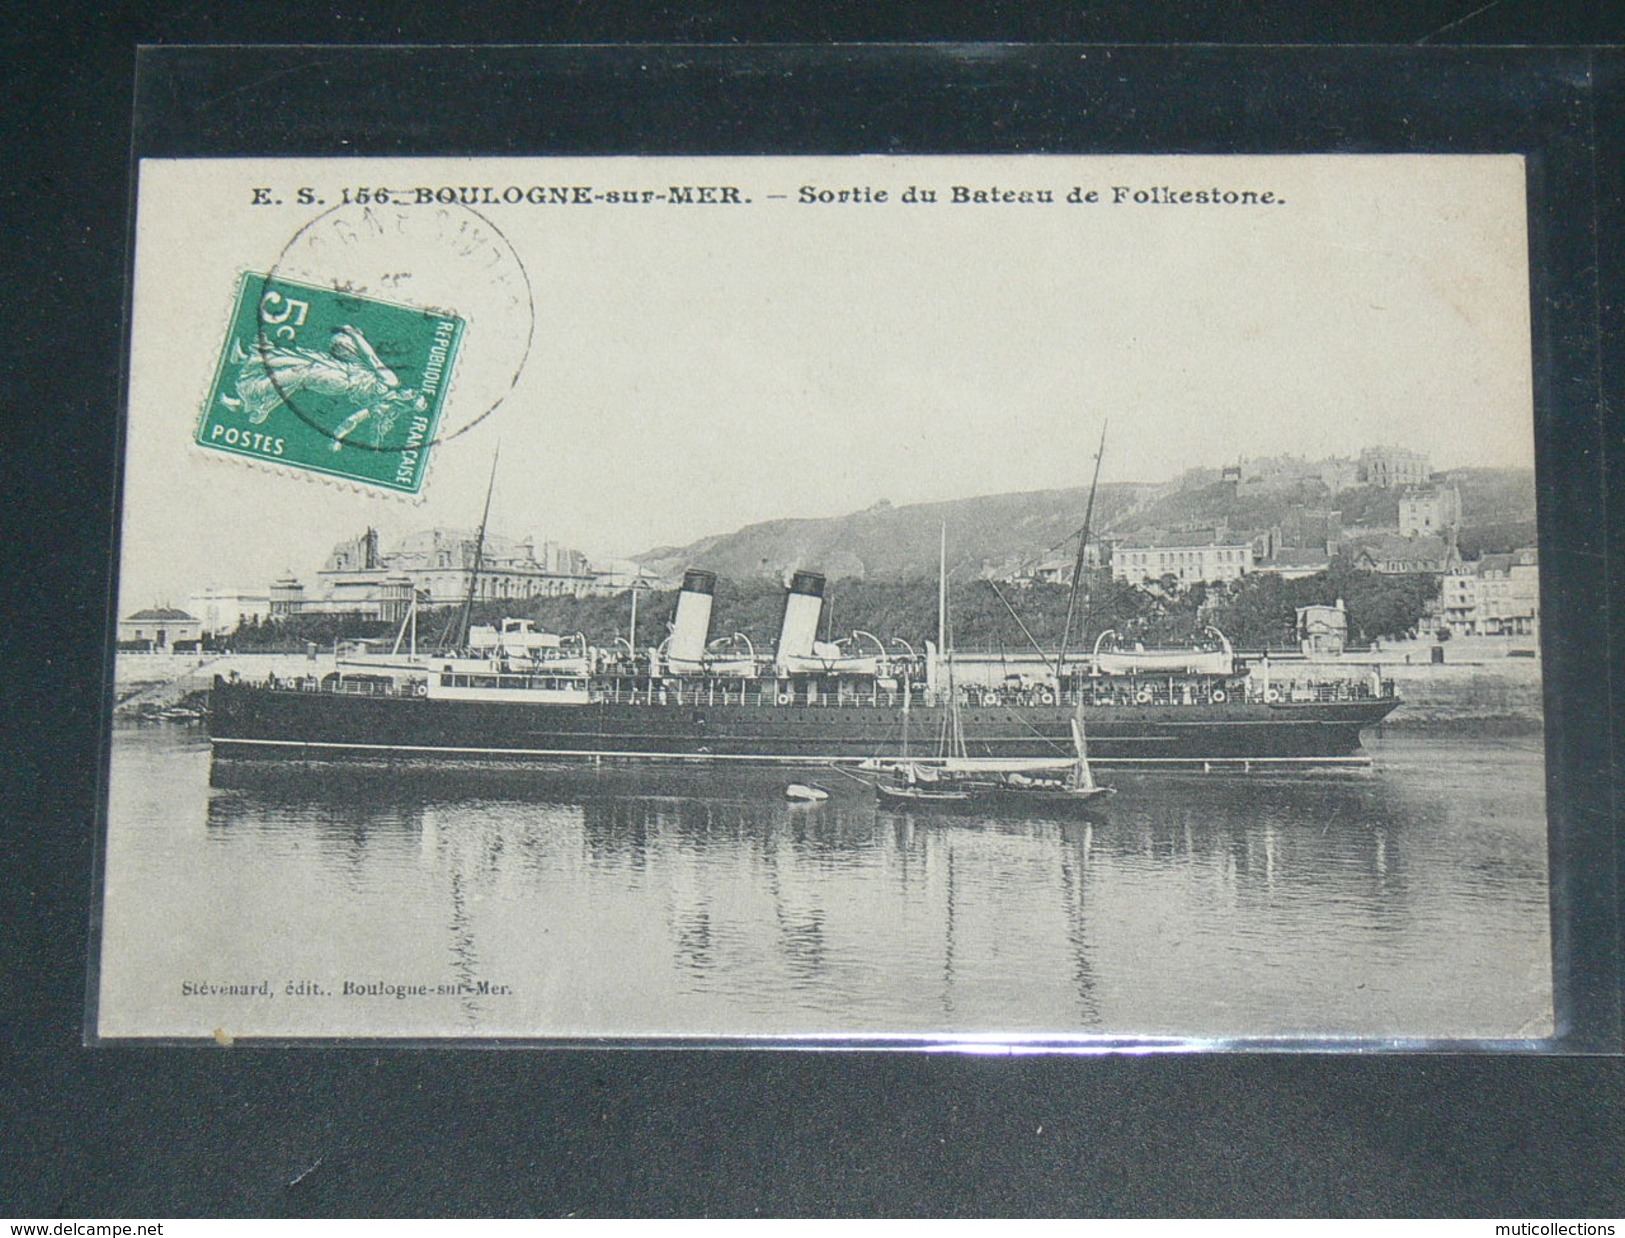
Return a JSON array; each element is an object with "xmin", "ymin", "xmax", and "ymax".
[
  {"xmin": 208, "ymin": 681, "xmax": 1399, "ymax": 766},
  {"xmin": 874, "ymin": 782, "xmax": 980, "ymax": 809}
]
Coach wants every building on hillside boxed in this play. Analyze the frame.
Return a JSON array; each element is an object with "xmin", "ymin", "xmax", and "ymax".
[
  {"xmin": 185, "ymin": 587, "xmax": 272, "ymax": 637},
  {"xmin": 591, "ymin": 558, "xmax": 657, "ymax": 591},
  {"xmin": 1238, "ymin": 455, "xmax": 1315, "ymax": 486},
  {"xmin": 1360, "ymin": 446, "xmax": 1431, "ymax": 489},
  {"xmin": 1297, "ymin": 601, "xmax": 1348, "ymax": 656},
  {"xmin": 1254, "ymin": 548, "xmax": 1333, "ymax": 580},
  {"xmin": 1441, "ymin": 549, "xmax": 1539, "ymax": 637},
  {"xmin": 1399, "ymin": 486, "xmax": 1462, "ymax": 538},
  {"xmin": 118, "ymin": 606, "xmax": 203, "ymax": 651},
  {"xmin": 1111, "ymin": 529, "xmax": 1255, "ymax": 586},
  {"xmin": 1175, "ymin": 466, "xmax": 1223, "ymax": 491},
  {"xmin": 1025, "ymin": 557, "xmax": 1074, "ymax": 585},
  {"xmin": 1319, "ymin": 457, "xmax": 1362, "ymax": 493},
  {"xmin": 1007, "ymin": 540, "xmax": 1111, "ymax": 586},
  {"xmin": 268, "ymin": 527, "xmax": 610, "ymax": 623},
  {"xmin": 1270, "ymin": 504, "xmax": 1342, "ymax": 553},
  {"xmin": 1351, "ymin": 533, "xmax": 1459, "ymax": 575},
  {"xmin": 357, "ymin": 528, "xmax": 599, "ymax": 604}
]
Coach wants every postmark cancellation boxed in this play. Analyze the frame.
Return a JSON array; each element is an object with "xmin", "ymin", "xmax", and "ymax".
[{"xmin": 196, "ymin": 272, "xmax": 464, "ymax": 495}]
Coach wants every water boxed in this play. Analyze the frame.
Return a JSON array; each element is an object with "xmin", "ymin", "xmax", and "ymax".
[{"xmin": 95, "ymin": 725, "xmax": 1553, "ymax": 1043}]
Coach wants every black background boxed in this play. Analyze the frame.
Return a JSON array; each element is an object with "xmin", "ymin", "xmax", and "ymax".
[{"xmin": 5, "ymin": 6, "xmax": 1623, "ymax": 1218}]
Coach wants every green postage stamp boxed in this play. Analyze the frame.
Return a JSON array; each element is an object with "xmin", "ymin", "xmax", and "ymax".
[{"xmin": 196, "ymin": 273, "xmax": 464, "ymax": 494}]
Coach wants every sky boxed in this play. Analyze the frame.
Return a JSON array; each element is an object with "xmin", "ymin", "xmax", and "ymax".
[{"xmin": 119, "ymin": 154, "xmax": 1535, "ymax": 610}]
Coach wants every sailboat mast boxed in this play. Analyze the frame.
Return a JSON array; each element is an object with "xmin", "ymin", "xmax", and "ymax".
[
  {"xmin": 937, "ymin": 524, "xmax": 969, "ymax": 760},
  {"xmin": 457, "ymin": 448, "xmax": 500, "ymax": 649},
  {"xmin": 937, "ymin": 522, "xmax": 947, "ymax": 666},
  {"xmin": 1058, "ymin": 422, "xmax": 1108, "ymax": 677}
]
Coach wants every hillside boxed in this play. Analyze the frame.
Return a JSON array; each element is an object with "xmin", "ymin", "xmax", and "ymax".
[
  {"xmin": 493, "ymin": 562, "xmax": 1441, "ymax": 656},
  {"xmin": 637, "ymin": 468, "xmax": 1538, "ymax": 583},
  {"xmin": 637, "ymin": 483, "xmax": 1158, "ymax": 583}
]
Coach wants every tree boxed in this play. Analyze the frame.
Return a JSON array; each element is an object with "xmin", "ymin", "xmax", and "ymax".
[
  {"xmin": 1321, "ymin": 558, "xmax": 1439, "ymax": 643},
  {"xmin": 1203, "ymin": 574, "xmax": 1302, "ymax": 649}
]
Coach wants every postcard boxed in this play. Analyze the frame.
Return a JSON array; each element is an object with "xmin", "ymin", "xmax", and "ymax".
[{"xmin": 96, "ymin": 154, "xmax": 1550, "ymax": 1043}]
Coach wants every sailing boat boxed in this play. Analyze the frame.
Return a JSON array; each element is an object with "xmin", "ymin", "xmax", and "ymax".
[
  {"xmin": 874, "ymin": 526, "xmax": 988, "ymax": 809},
  {"xmin": 873, "ymin": 696, "xmax": 1112, "ymax": 812},
  {"xmin": 873, "ymin": 527, "xmax": 1084, "ymax": 811},
  {"xmin": 872, "ymin": 699, "xmax": 990, "ymax": 808},
  {"xmin": 987, "ymin": 714, "xmax": 1115, "ymax": 813},
  {"xmin": 872, "ymin": 676, "xmax": 990, "ymax": 807},
  {"xmin": 873, "ymin": 510, "xmax": 1115, "ymax": 815}
]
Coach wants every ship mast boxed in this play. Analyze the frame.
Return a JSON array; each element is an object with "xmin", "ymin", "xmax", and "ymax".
[
  {"xmin": 456, "ymin": 447, "xmax": 500, "ymax": 649},
  {"xmin": 628, "ymin": 574, "xmax": 639, "ymax": 654},
  {"xmin": 937, "ymin": 521, "xmax": 965, "ymax": 759},
  {"xmin": 1057, "ymin": 422, "xmax": 1107, "ymax": 679}
]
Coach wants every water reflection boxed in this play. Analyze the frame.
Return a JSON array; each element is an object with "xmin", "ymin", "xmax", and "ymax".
[{"xmin": 104, "ymin": 729, "xmax": 1555, "ymax": 1039}]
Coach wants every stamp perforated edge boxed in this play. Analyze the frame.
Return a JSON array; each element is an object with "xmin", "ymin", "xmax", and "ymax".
[{"xmin": 188, "ymin": 270, "xmax": 470, "ymax": 502}]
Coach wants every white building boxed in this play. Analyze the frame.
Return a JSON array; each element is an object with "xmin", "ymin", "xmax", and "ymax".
[
  {"xmin": 1297, "ymin": 601, "xmax": 1349, "ymax": 656},
  {"xmin": 1440, "ymin": 567, "xmax": 1480, "ymax": 634},
  {"xmin": 273, "ymin": 527, "xmax": 613, "ymax": 622},
  {"xmin": 1399, "ymin": 486, "xmax": 1462, "ymax": 538},
  {"xmin": 1111, "ymin": 531, "xmax": 1255, "ymax": 586},
  {"xmin": 118, "ymin": 606, "xmax": 203, "ymax": 650},
  {"xmin": 1360, "ymin": 446, "xmax": 1432, "ymax": 489},
  {"xmin": 1440, "ymin": 549, "xmax": 1539, "ymax": 636},
  {"xmin": 373, "ymin": 528, "xmax": 599, "ymax": 603},
  {"xmin": 185, "ymin": 587, "xmax": 272, "ymax": 637}
]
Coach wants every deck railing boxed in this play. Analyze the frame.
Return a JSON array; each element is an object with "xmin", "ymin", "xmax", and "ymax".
[{"xmin": 288, "ymin": 673, "xmax": 1397, "ymax": 708}]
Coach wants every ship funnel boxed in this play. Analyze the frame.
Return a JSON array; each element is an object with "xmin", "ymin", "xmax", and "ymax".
[
  {"xmin": 776, "ymin": 571, "xmax": 825, "ymax": 667},
  {"xmin": 667, "ymin": 569, "xmax": 716, "ymax": 669}
]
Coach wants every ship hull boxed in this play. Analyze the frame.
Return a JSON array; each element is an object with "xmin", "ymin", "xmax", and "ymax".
[{"xmin": 207, "ymin": 681, "xmax": 1399, "ymax": 767}]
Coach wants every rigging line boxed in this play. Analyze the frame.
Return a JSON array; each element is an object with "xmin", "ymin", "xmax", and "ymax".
[
  {"xmin": 434, "ymin": 601, "xmax": 460, "ymax": 652},
  {"xmin": 1059, "ymin": 422, "xmax": 1108, "ymax": 674},
  {"xmin": 1000, "ymin": 513, "xmax": 1102, "ymax": 584},
  {"xmin": 984, "ymin": 579, "xmax": 1056, "ymax": 674},
  {"xmin": 457, "ymin": 446, "xmax": 501, "ymax": 649},
  {"xmin": 1079, "ymin": 578, "xmax": 1135, "ymax": 646},
  {"xmin": 1011, "ymin": 708, "xmax": 1074, "ymax": 755},
  {"xmin": 826, "ymin": 763, "xmax": 877, "ymax": 786},
  {"xmin": 1009, "ymin": 461, "xmax": 1126, "ymax": 578},
  {"xmin": 1040, "ymin": 503, "xmax": 1111, "ymax": 565}
]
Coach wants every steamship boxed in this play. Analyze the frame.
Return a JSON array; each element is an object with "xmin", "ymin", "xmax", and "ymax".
[{"xmin": 208, "ymin": 568, "xmax": 1401, "ymax": 768}]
